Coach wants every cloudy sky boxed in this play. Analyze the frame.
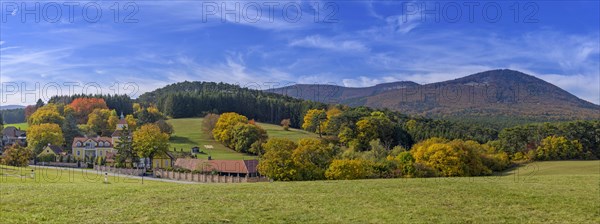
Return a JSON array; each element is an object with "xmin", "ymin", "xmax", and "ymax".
[{"xmin": 1, "ymin": 1, "xmax": 598, "ymax": 105}]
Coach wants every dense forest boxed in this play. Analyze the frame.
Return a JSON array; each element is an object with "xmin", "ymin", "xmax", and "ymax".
[
  {"xmin": 137, "ymin": 81, "xmax": 327, "ymax": 128},
  {"xmin": 48, "ymin": 94, "xmax": 134, "ymax": 115},
  {"xmin": 0, "ymin": 108, "xmax": 25, "ymax": 124}
]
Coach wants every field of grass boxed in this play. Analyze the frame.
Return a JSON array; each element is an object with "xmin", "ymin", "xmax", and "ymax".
[
  {"xmin": 257, "ymin": 121, "xmax": 318, "ymax": 142},
  {"xmin": 3, "ymin": 122, "xmax": 28, "ymax": 131},
  {"xmin": 167, "ymin": 118, "xmax": 317, "ymax": 160},
  {"xmin": 1, "ymin": 161, "xmax": 598, "ymax": 223}
]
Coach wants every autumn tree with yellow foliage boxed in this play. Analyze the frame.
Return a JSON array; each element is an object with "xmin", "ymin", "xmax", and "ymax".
[
  {"xmin": 27, "ymin": 123, "xmax": 64, "ymax": 155},
  {"xmin": 132, "ymin": 124, "xmax": 170, "ymax": 169},
  {"xmin": 302, "ymin": 109, "xmax": 327, "ymax": 137},
  {"xmin": 27, "ymin": 104, "xmax": 64, "ymax": 125}
]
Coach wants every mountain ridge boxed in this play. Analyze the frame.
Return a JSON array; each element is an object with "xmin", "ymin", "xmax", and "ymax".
[{"xmin": 267, "ymin": 69, "xmax": 599, "ymax": 125}]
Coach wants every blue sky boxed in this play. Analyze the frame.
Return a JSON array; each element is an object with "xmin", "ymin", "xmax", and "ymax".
[{"xmin": 1, "ymin": 0, "xmax": 599, "ymax": 105}]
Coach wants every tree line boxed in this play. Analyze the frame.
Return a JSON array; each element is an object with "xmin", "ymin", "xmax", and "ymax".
[
  {"xmin": 48, "ymin": 94, "xmax": 134, "ymax": 116},
  {"xmin": 137, "ymin": 81, "xmax": 326, "ymax": 128},
  {"xmin": 0, "ymin": 108, "xmax": 25, "ymax": 124}
]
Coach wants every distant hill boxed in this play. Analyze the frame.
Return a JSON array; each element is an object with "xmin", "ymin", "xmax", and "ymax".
[
  {"xmin": 0, "ymin": 105, "xmax": 25, "ymax": 110},
  {"xmin": 268, "ymin": 81, "xmax": 420, "ymax": 106},
  {"xmin": 267, "ymin": 69, "xmax": 600, "ymax": 127},
  {"xmin": 137, "ymin": 81, "xmax": 326, "ymax": 128}
]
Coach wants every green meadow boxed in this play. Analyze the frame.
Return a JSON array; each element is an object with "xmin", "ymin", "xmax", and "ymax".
[
  {"xmin": 0, "ymin": 161, "xmax": 598, "ymax": 223},
  {"xmin": 3, "ymin": 122, "xmax": 28, "ymax": 131},
  {"xmin": 167, "ymin": 118, "xmax": 316, "ymax": 160}
]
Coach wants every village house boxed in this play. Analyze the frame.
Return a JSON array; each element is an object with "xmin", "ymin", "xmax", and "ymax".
[
  {"xmin": 72, "ymin": 114, "xmax": 129, "ymax": 162},
  {"xmin": 37, "ymin": 144, "xmax": 67, "ymax": 162},
  {"xmin": 152, "ymin": 151, "xmax": 175, "ymax": 169},
  {"xmin": 1, "ymin": 126, "xmax": 27, "ymax": 147}
]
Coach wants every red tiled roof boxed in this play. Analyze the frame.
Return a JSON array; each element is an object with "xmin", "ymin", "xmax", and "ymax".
[
  {"xmin": 174, "ymin": 158, "xmax": 258, "ymax": 174},
  {"xmin": 72, "ymin": 136, "xmax": 113, "ymax": 148}
]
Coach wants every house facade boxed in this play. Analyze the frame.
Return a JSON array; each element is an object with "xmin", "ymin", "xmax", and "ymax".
[
  {"xmin": 72, "ymin": 136, "xmax": 115, "ymax": 161},
  {"xmin": 151, "ymin": 151, "xmax": 175, "ymax": 169},
  {"xmin": 38, "ymin": 144, "xmax": 66, "ymax": 162},
  {"xmin": 1, "ymin": 126, "xmax": 27, "ymax": 147},
  {"xmin": 72, "ymin": 115, "xmax": 129, "ymax": 162}
]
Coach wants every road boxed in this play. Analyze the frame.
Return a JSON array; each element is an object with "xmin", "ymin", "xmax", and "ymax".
[{"xmin": 28, "ymin": 165, "xmax": 203, "ymax": 185}]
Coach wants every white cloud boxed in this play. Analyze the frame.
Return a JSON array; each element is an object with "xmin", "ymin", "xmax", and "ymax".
[
  {"xmin": 342, "ymin": 76, "xmax": 400, "ymax": 87},
  {"xmin": 290, "ymin": 35, "xmax": 368, "ymax": 52}
]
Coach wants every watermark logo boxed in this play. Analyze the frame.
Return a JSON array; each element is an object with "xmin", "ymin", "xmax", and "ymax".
[
  {"xmin": 0, "ymin": 82, "xmax": 139, "ymax": 104},
  {"xmin": 401, "ymin": 1, "xmax": 539, "ymax": 23},
  {"xmin": 200, "ymin": 1, "xmax": 339, "ymax": 24},
  {"xmin": 1, "ymin": 1, "xmax": 139, "ymax": 23}
]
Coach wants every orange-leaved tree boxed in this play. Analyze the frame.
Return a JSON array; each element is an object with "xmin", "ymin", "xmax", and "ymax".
[{"xmin": 69, "ymin": 97, "xmax": 108, "ymax": 124}]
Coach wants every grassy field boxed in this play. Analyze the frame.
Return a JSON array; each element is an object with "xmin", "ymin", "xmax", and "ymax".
[
  {"xmin": 0, "ymin": 161, "xmax": 598, "ymax": 223},
  {"xmin": 3, "ymin": 122, "xmax": 28, "ymax": 131},
  {"xmin": 257, "ymin": 121, "xmax": 318, "ymax": 142},
  {"xmin": 167, "ymin": 118, "xmax": 317, "ymax": 160}
]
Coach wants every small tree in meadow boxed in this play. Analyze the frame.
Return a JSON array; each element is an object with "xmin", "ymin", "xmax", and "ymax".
[{"xmin": 281, "ymin": 119, "xmax": 291, "ymax": 131}]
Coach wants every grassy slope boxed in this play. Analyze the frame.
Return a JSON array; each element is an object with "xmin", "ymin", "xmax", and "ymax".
[
  {"xmin": 167, "ymin": 118, "xmax": 317, "ymax": 160},
  {"xmin": 3, "ymin": 123, "xmax": 28, "ymax": 131},
  {"xmin": 0, "ymin": 161, "xmax": 598, "ymax": 223}
]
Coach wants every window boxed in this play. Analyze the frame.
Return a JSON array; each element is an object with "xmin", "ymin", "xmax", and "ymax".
[
  {"xmin": 77, "ymin": 151, "xmax": 80, "ymax": 156},
  {"xmin": 165, "ymin": 160, "xmax": 169, "ymax": 167},
  {"xmin": 100, "ymin": 151, "xmax": 103, "ymax": 156},
  {"xmin": 99, "ymin": 142, "xmax": 104, "ymax": 147},
  {"xmin": 76, "ymin": 142, "xmax": 81, "ymax": 147}
]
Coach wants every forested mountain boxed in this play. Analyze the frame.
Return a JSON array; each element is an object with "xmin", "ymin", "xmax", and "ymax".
[
  {"xmin": 268, "ymin": 69, "xmax": 600, "ymax": 128},
  {"xmin": 137, "ymin": 81, "xmax": 327, "ymax": 128}
]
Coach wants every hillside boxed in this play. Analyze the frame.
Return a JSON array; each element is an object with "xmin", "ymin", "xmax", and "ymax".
[
  {"xmin": 167, "ymin": 118, "xmax": 317, "ymax": 160},
  {"xmin": 268, "ymin": 69, "xmax": 600, "ymax": 126},
  {"xmin": 267, "ymin": 81, "xmax": 420, "ymax": 105},
  {"xmin": 2, "ymin": 161, "xmax": 598, "ymax": 223},
  {"xmin": 138, "ymin": 81, "xmax": 326, "ymax": 128}
]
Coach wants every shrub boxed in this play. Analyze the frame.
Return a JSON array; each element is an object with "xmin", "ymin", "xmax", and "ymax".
[
  {"xmin": 481, "ymin": 151, "xmax": 510, "ymax": 171},
  {"xmin": 325, "ymin": 159, "xmax": 373, "ymax": 180},
  {"xmin": 387, "ymin": 151, "xmax": 417, "ymax": 177},
  {"xmin": 37, "ymin": 154, "xmax": 57, "ymax": 163},
  {"xmin": 2, "ymin": 144, "xmax": 32, "ymax": 167},
  {"xmin": 257, "ymin": 138, "xmax": 299, "ymax": 181},
  {"xmin": 536, "ymin": 136, "xmax": 584, "ymax": 160},
  {"xmin": 371, "ymin": 160, "xmax": 400, "ymax": 178},
  {"xmin": 411, "ymin": 138, "xmax": 491, "ymax": 177},
  {"xmin": 292, "ymin": 138, "xmax": 336, "ymax": 180},
  {"xmin": 413, "ymin": 162, "xmax": 437, "ymax": 177}
]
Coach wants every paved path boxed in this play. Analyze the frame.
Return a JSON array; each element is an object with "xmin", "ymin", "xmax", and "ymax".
[{"xmin": 29, "ymin": 165, "xmax": 203, "ymax": 184}]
